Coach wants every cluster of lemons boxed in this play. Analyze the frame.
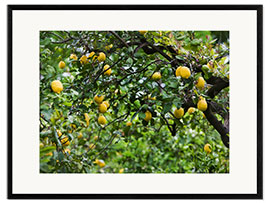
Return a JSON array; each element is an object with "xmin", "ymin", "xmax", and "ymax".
[
  {"xmin": 50, "ymin": 44, "xmax": 212, "ymax": 155},
  {"xmin": 56, "ymin": 129, "xmax": 70, "ymax": 147},
  {"xmin": 93, "ymin": 95, "xmax": 110, "ymax": 126},
  {"xmin": 150, "ymin": 66, "xmax": 207, "ymax": 122},
  {"xmin": 51, "ymin": 51, "xmax": 111, "ymax": 95}
]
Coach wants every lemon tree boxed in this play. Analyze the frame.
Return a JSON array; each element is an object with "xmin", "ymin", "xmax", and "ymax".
[{"xmin": 40, "ymin": 31, "xmax": 229, "ymax": 173}]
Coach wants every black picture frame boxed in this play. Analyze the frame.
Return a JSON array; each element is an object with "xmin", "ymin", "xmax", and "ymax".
[{"xmin": 7, "ymin": 4, "xmax": 263, "ymax": 199}]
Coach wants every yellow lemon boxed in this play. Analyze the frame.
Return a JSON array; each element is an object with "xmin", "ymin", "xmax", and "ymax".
[
  {"xmin": 180, "ymin": 66, "xmax": 191, "ymax": 79},
  {"xmin": 60, "ymin": 137, "xmax": 70, "ymax": 146},
  {"xmin": 196, "ymin": 76, "xmax": 205, "ymax": 89},
  {"xmin": 98, "ymin": 160, "xmax": 106, "ymax": 168},
  {"xmin": 144, "ymin": 111, "xmax": 152, "ymax": 122},
  {"xmin": 197, "ymin": 97, "xmax": 208, "ymax": 111},
  {"xmin": 174, "ymin": 108, "xmax": 184, "ymax": 118},
  {"xmin": 88, "ymin": 51, "xmax": 95, "ymax": 58},
  {"xmin": 139, "ymin": 31, "xmax": 147, "ymax": 35},
  {"xmin": 102, "ymin": 101, "xmax": 110, "ymax": 108},
  {"xmin": 69, "ymin": 54, "xmax": 78, "ymax": 60},
  {"xmin": 99, "ymin": 103, "xmax": 107, "ymax": 113},
  {"xmin": 98, "ymin": 115, "xmax": 107, "ymax": 125},
  {"xmin": 78, "ymin": 132, "xmax": 83, "ymax": 139},
  {"xmin": 40, "ymin": 143, "xmax": 44, "ymax": 148},
  {"xmin": 46, "ymin": 152, "xmax": 53, "ymax": 156},
  {"xmin": 204, "ymin": 143, "xmax": 212, "ymax": 154},
  {"xmin": 93, "ymin": 135, "xmax": 99, "ymax": 141},
  {"xmin": 56, "ymin": 129, "xmax": 62, "ymax": 137},
  {"xmin": 94, "ymin": 95, "xmax": 104, "ymax": 104},
  {"xmin": 89, "ymin": 143, "xmax": 96, "ymax": 149},
  {"xmin": 98, "ymin": 52, "xmax": 106, "ymax": 62},
  {"xmin": 80, "ymin": 55, "xmax": 88, "ymax": 64},
  {"xmin": 51, "ymin": 80, "xmax": 63, "ymax": 94},
  {"xmin": 103, "ymin": 64, "xmax": 112, "ymax": 76},
  {"xmin": 119, "ymin": 168, "xmax": 124, "ymax": 173},
  {"xmin": 175, "ymin": 66, "xmax": 182, "ymax": 77},
  {"xmin": 151, "ymin": 72, "xmax": 161, "ymax": 80},
  {"xmin": 126, "ymin": 121, "xmax": 132, "ymax": 126},
  {"xmin": 188, "ymin": 107, "xmax": 195, "ymax": 114},
  {"xmin": 58, "ymin": 61, "xmax": 65, "ymax": 69},
  {"xmin": 84, "ymin": 113, "xmax": 90, "ymax": 127}
]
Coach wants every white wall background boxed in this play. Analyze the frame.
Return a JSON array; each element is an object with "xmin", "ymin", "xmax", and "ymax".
[{"xmin": 0, "ymin": 0, "xmax": 268, "ymax": 202}]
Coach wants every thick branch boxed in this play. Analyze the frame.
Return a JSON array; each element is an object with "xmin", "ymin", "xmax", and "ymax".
[{"xmin": 204, "ymin": 103, "xmax": 229, "ymax": 148}]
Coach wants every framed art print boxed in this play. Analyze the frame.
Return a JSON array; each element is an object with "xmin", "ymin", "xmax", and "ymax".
[{"xmin": 8, "ymin": 4, "xmax": 263, "ymax": 199}]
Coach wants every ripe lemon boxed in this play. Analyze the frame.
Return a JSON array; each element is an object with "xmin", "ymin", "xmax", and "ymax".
[
  {"xmin": 103, "ymin": 64, "xmax": 112, "ymax": 76},
  {"xmin": 60, "ymin": 137, "xmax": 70, "ymax": 146},
  {"xmin": 204, "ymin": 143, "xmax": 212, "ymax": 154},
  {"xmin": 58, "ymin": 61, "xmax": 65, "ymax": 69},
  {"xmin": 98, "ymin": 160, "xmax": 106, "ymax": 168},
  {"xmin": 119, "ymin": 168, "xmax": 124, "ymax": 173},
  {"xmin": 80, "ymin": 55, "xmax": 88, "ymax": 64},
  {"xmin": 93, "ymin": 135, "xmax": 99, "ymax": 141},
  {"xmin": 99, "ymin": 103, "xmax": 107, "ymax": 113},
  {"xmin": 51, "ymin": 80, "xmax": 63, "ymax": 94},
  {"xmin": 102, "ymin": 101, "xmax": 110, "ymax": 108},
  {"xmin": 196, "ymin": 76, "xmax": 205, "ymax": 89},
  {"xmin": 94, "ymin": 95, "xmax": 104, "ymax": 104},
  {"xmin": 197, "ymin": 97, "xmax": 208, "ymax": 111},
  {"xmin": 139, "ymin": 31, "xmax": 147, "ymax": 35},
  {"xmin": 56, "ymin": 129, "xmax": 62, "ymax": 137},
  {"xmin": 46, "ymin": 152, "xmax": 53, "ymax": 156},
  {"xmin": 84, "ymin": 113, "xmax": 90, "ymax": 127},
  {"xmin": 174, "ymin": 108, "xmax": 184, "ymax": 118},
  {"xmin": 188, "ymin": 107, "xmax": 195, "ymax": 114},
  {"xmin": 98, "ymin": 52, "xmax": 106, "ymax": 62},
  {"xmin": 144, "ymin": 110, "xmax": 152, "ymax": 122},
  {"xmin": 89, "ymin": 143, "xmax": 96, "ymax": 149},
  {"xmin": 98, "ymin": 115, "xmax": 107, "ymax": 125},
  {"xmin": 88, "ymin": 51, "xmax": 95, "ymax": 58},
  {"xmin": 180, "ymin": 66, "xmax": 191, "ymax": 79},
  {"xmin": 69, "ymin": 54, "xmax": 78, "ymax": 60},
  {"xmin": 151, "ymin": 72, "xmax": 161, "ymax": 80},
  {"xmin": 78, "ymin": 132, "xmax": 83, "ymax": 139},
  {"xmin": 126, "ymin": 121, "xmax": 132, "ymax": 126},
  {"xmin": 175, "ymin": 66, "xmax": 182, "ymax": 77}
]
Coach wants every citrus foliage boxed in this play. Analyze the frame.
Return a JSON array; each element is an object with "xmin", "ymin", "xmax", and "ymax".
[{"xmin": 40, "ymin": 31, "xmax": 229, "ymax": 173}]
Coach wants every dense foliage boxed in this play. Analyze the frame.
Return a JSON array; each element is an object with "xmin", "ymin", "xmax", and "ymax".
[{"xmin": 40, "ymin": 31, "xmax": 230, "ymax": 173}]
